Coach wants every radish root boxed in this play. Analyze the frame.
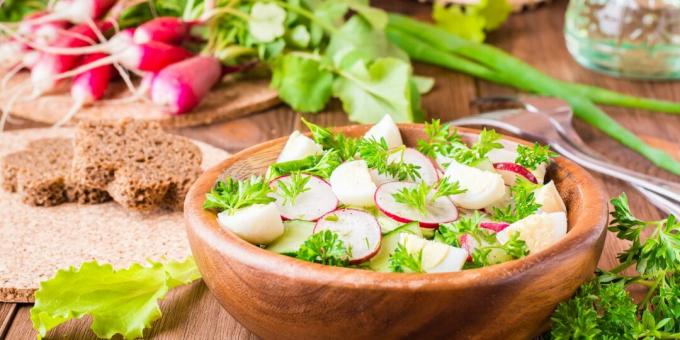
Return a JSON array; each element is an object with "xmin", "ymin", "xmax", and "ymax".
[{"xmin": 1, "ymin": 62, "xmax": 23, "ymax": 91}]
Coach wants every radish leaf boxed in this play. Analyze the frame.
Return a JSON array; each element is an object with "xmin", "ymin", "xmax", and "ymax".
[
  {"xmin": 30, "ymin": 258, "xmax": 201, "ymax": 340},
  {"xmin": 249, "ymin": 2, "xmax": 287, "ymax": 43},
  {"xmin": 271, "ymin": 54, "xmax": 334, "ymax": 112},
  {"xmin": 432, "ymin": 0, "xmax": 511, "ymax": 43},
  {"xmin": 333, "ymin": 57, "xmax": 414, "ymax": 123}
]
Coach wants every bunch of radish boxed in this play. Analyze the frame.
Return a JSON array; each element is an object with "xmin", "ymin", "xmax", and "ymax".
[{"xmin": 0, "ymin": 1, "xmax": 249, "ymax": 129}]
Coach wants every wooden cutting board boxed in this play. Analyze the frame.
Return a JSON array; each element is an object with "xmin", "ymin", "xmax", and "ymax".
[
  {"xmin": 0, "ymin": 71, "xmax": 280, "ymax": 128},
  {"xmin": 0, "ymin": 128, "xmax": 230, "ymax": 303}
]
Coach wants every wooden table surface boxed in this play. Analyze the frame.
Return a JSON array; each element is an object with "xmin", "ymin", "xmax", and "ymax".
[{"xmin": 2, "ymin": 0, "xmax": 679, "ymax": 338}]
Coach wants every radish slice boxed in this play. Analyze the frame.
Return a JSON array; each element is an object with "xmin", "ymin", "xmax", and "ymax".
[
  {"xmin": 493, "ymin": 162, "xmax": 537, "ymax": 184},
  {"xmin": 313, "ymin": 209, "xmax": 381, "ymax": 264},
  {"xmin": 479, "ymin": 221, "xmax": 510, "ymax": 232},
  {"xmin": 383, "ymin": 148, "xmax": 439, "ymax": 185},
  {"xmin": 269, "ymin": 175, "xmax": 338, "ymax": 221},
  {"xmin": 364, "ymin": 114, "xmax": 403, "ymax": 149},
  {"xmin": 374, "ymin": 182, "xmax": 459, "ymax": 229}
]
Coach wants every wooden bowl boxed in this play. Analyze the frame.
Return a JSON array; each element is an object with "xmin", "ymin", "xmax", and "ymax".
[{"xmin": 184, "ymin": 124, "xmax": 608, "ymax": 340}]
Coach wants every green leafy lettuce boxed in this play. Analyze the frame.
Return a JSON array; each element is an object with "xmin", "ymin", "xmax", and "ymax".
[
  {"xmin": 432, "ymin": 0, "xmax": 512, "ymax": 43},
  {"xmin": 31, "ymin": 258, "xmax": 201, "ymax": 340}
]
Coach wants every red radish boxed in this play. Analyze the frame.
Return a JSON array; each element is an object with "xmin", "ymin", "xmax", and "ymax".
[
  {"xmin": 459, "ymin": 234, "xmax": 474, "ymax": 260},
  {"xmin": 269, "ymin": 175, "xmax": 338, "ymax": 221},
  {"xmin": 54, "ymin": 53, "xmax": 112, "ymax": 127},
  {"xmin": 133, "ymin": 17, "xmax": 194, "ymax": 44},
  {"xmin": 17, "ymin": 11, "xmax": 70, "ymax": 46},
  {"xmin": 150, "ymin": 55, "xmax": 223, "ymax": 114},
  {"xmin": 479, "ymin": 221, "xmax": 510, "ymax": 232},
  {"xmin": 374, "ymin": 181, "xmax": 459, "ymax": 229},
  {"xmin": 29, "ymin": 21, "xmax": 112, "ymax": 96},
  {"xmin": 493, "ymin": 162, "xmax": 537, "ymax": 185},
  {"xmin": 313, "ymin": 209, "xmax": 382, "ymax": 264},
  {"xmin": 26, "ymin": 0, "xmax": 117, "ymax": 25}
]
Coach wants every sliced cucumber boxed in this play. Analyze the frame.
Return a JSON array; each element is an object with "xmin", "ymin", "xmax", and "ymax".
[
  {"xmin": 368, "ymin": 222, "xmax": 422, "ymax": 272},
  {"xmin": 266, "ymin": 220, "xmax": 315, "ymax": 255},
  {"xmin": 420, "ymin": 227, "xmax": 435, "ymax": 239},
  {"xmin": 377, "ymin": 212, "xmax": 402, "ymax": 234}
]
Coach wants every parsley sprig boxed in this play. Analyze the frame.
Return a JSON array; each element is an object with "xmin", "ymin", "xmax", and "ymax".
[
  {"xmin": 551, "ymin": 193, "xmax": 680, "ymax": 339},
  {"xmin": 515, "ymin": 143, "xmax": 557, "ymax": 170},
  {"xmin": 492, "ymin": 177, "xmax": 541, "ymax": 223},
  {"xmin": 267, "ymin": 150, "xmax": 343, "ymax": 179},
  {"xmin": 296, "ymin": 230, "xmax": 352, "ymax": 267},
  {"xmin": 302, "ymin": 118, "xmax": 358, "ymax": 161},
  {"xmin": 389, "ymin": 243, "xmax": 424, "ymax": 273},
  {"xmin": 417, "ymin": 120, "xmax": 503, "ymax": 166},
  {"xmin": 203, "ymin": 176, "xmax": 275, "ymax": 215},
  {"xmin": 392, "ymin": 178, "xmax": 466, "ymax": 214},
  {"xmin": 358, "ymin": 138, "xmax": 421, "ymax": 181},
  {"xmin": 275, "ymin": 172, "xmax": 311, "ymax": 205},
  {"xmin": 436, "ymin": 212, "xmax": 529, "ymax": 267}
]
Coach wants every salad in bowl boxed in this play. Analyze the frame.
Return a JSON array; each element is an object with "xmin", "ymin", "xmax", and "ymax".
[{"xmin": 202, "ymin": 116, "xmax": 568, "ymax": 273}]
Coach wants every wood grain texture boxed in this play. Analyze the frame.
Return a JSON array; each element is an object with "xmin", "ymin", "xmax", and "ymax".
[
  {"xmin": 2, "ymin": 0, "xmax": 679, "ymax": 338},
  {"xmin": 184, "ymin": 125, "xmax": 608, "ymax": 340}
]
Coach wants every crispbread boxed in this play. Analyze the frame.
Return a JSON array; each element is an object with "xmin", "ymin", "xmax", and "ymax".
[{"xmin": 0, "ymin": 128, "xmax": 229, "ymax": 303}]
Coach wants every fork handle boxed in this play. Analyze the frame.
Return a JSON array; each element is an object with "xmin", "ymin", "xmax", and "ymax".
[{"xmin": 551, "ymin": 142, "xmax": 680, "ymax": 203}]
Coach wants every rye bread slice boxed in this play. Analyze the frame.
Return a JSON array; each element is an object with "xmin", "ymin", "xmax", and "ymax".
[
  {"xmin": 0, "ymin": 127, "xmax": 230, "ymax": 303},
  {"xmin": 1, "ymin": 138, "xmax": 110, "ymax": 206},
  {"xmin": 72, "ymin": 119, "xmax": 202, "ymax": 211}
]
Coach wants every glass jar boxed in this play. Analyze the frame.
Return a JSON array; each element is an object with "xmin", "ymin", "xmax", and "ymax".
[{"xmin": 564, "ymin": 0, "xmax": 680, "ymax": 80}]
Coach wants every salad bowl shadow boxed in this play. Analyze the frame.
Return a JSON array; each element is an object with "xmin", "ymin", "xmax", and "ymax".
[{"xmin": 184, "ymin": 124, "xmax": 609, "ymax": 340}]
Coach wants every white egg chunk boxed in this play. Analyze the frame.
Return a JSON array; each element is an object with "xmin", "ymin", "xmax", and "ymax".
[
  {"xmin": 217, "ymin": 203, "xmax": 284, "ymax": 245},
  {"xmin": 277, "ymin": 130, "xmax": 323, "ymax": 162},
  {"xmin": 534, "ymin": 181, "xmax": 567, "ymax": 213},
  {"xmin": 329, "ymin": 160, "xmax": 377, "ymax": 207},
  {"xmin": 399, "ymin": 234, "xmax": 467, "ymax": 273},
  {"xmin": 496, "ymin": 212, "xmax": 567, "ymax": 254},
  {"xmin": 364, "ymin": 114, "xmax": 403, "ymax": 149},
  {"xmin": 444, "ymin": 161, "xmax": 507, "ymax": 210}
]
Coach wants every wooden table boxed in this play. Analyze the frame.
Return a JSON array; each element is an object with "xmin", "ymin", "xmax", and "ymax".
[{"xmin": 2, "ymin": 0, "xmax": 679, "ymax": 338}]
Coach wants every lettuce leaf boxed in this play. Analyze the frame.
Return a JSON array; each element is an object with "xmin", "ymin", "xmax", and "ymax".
[
  {"xmin": 31, "ymin": 258, "xmax": 201, "ymax": 340},
  {"xmin": 271, "ymin": 54, "xmax": 334, "ymax": 112},
  {"xmin": 432, "ymin": 0, "xmax": 512, "ymax": 43}
]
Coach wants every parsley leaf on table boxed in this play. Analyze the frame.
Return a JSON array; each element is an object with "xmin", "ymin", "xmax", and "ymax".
[
  {"xmin": 515, "ymin": 143, "xmax": 558, "ymax": 170},
  {"xmin": 296, "ymin": 230, "xmax": 352, "ymax": 266},
  {"xmin": 203, "ymin": 177, "xmax": 275, "ymax": 214},
  {"xmin": 551, "ymin": 193, "xmax": 680, "ymax": 338},
  {"xmin": 389, "ymin": 243, "xmax": 424, "ymax": 273}
]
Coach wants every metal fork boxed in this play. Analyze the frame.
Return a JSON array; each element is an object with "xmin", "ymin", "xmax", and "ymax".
[{"xmin": 450, "ymin": 98, "xmax": 680, "ymax": 216}]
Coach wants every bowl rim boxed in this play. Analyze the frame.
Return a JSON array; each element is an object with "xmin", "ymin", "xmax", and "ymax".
[{"xmin": 185, "ymin": 124, "xmax": 608, "ymax": 291}]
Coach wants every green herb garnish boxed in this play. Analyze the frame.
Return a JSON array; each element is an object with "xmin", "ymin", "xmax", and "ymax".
[
  {"xmin": 275, "ymin": 172, "xmax": 311, "ymax": 205},
  {"xmin": 417, "ymin": 119, "xmax": 463, "ymax": 158},
  {"xmin": 550, "ymin": 194, "xmax": 680, "ymax": 338},
  {"xmin": 203, "ymin": 177, "xmax": 275, "ymax": 214},
  {"xmin": 359, "ymin": 138, "xmax": 421, "ymax": 181},
  {"xmin": 470, "ymin": 231, "xmax": 529, "ymax": 267},
  {"xmin": 515, "ymin": 143, "xmax": 557, "ymax": 170},
  {"xmin": 392, "ymin": 178, "xmax": 466, "ymax": 214},
  {"xmin": 389, "ymin": 243, "xmax": 424, "ymax": 273},
  {"xmin": 492, "ymin": 177, "xmax": 541, "ymax": 223},
  {"xmin": 296, "ymin": 230, "xmax": 351, "ymax": 267},
  {"xmin": 301, "ymin": 118, "xmax": 358, "ymax": 161}
]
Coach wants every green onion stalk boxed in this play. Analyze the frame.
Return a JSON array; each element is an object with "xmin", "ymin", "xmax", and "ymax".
[{"xmin": 386, "ymin": 14, "xmax": 680, "ymax": 175}]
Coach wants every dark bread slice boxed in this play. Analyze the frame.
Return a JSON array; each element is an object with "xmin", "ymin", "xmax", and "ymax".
[
  {"xmin": 1, "ymin": 138, "xmax": 110, "ymax": 206},
  {"xmin": 72, "ymin": 119, "xmax": 202, "ymax": 211}
]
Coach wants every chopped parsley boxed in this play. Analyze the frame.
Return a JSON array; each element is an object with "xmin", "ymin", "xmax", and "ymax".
[
  {"xmin": 389, "ymin": 243, "xmax": 424, "ymax": 273},
  {"xmin": 296, "ymin": 230, "xmax": 351, "ymax": 267},
  {"xmin": 275, "ymin": 172, "xmax": 311, "ymax": 205},
  {"xmin": 358, "ymin": 138, "xmax": 421, "ymax": 181},
  {"xmin": 515, "ymin": 143, "xmax": 557, "ymax": 170},
  {"xmin": 392, "ymin": 178, "xmax": 466, "ymax": 214},
  {"xmin": 203, "ymin": 176, "xmax": 275, "ymax": 215},
  {"xmin": 492, "ymin": 177, "xmax": 542, "ymax": 223}
]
